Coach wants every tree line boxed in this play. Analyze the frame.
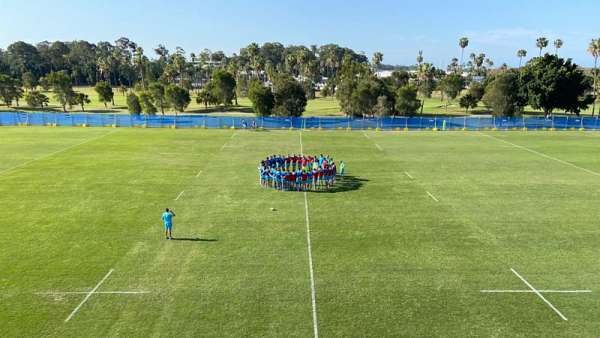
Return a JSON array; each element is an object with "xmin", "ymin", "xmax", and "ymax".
[{"xmin": 0, "ymin": 36, "xmax": 599, "ymax": 117}]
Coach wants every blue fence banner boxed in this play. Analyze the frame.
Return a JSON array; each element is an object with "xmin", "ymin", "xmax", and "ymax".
[{"xmin": 1, "ymin": 112, "xmax": 599, "ymax": 131}]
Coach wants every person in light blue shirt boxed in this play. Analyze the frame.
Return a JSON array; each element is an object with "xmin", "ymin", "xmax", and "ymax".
[{"xmin": 162, "ymin": 208, "xmax": 176, "ymax": 240}]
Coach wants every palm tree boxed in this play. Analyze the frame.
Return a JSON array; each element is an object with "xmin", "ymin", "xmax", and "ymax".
[
  {"xmin": 133, "ymin": 47, "xmax": 146, "ymax": 89},
  {"xmin": 553, "ymin": 39, "xmax": 563, "ymax": 56},
  {"xmin": 372, "ymin": 52, "xmax": 383, "ymax": 72},
  {"xmin": 517, "ymin": 49, "xmax": 527, "ymax": 67},
  {"xmin": 536, "ymin": 37, "xmax": 549, "ymax": 56},
  {"xmin": 587, "ymin": 39, "xmax": 600, "ymax": 116},
  {"xmin": 459, "ymin": 37, "xmax": 469, "ymax": 67},
  {"xmin": 416, "ymin": 50, "xmax": 424, "ymax": 66}
]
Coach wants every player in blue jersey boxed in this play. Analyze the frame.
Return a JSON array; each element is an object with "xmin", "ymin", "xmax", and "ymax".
[{"xmin": 162, "ymin": 208, "xmax": 176, "ymax": 240}]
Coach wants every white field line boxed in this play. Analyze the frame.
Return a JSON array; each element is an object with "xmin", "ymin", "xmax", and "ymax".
[
  {"xmin": 511, "ymin": 268, "xmax": 568, "ymax": 321},
  {"xmin": 374, "ymin": 143, "xmax": 383, "ymax": 151},
  {"xmin": 65, "ymin": 269, "xmax": 114, "ymax": 322},
  {"xmin": 0, "ymin": 130, "xmax": 118, "ymax": 177},
  {"xmin": 196, "ymin": 170, "xmax": 203, "ymax": 177},
  {"xmin": 481, "ymin": 133, "xmax": 600, "ymax": 178},
  {"xmin": 174, "ymin": 190, "xmax": 185, "ymax": 201},
  {"xmin": 300, "ymin": 131, "xmax": 319, "ymax": 338},
  {"xmin": 481, "ymin": 290, "xmax": 592, "ymax": 293},
  {"xmin": 426, "ymin": 191, "xmax": 439, "ymax": 202},
  {"xmin": 404, "ymin": 172, "xmax": 414, "ymax": 180},
  {"xmin": 363, "ymin": 132, "xmax": 371, "ymax": 139},
  {"xmin": 37, "ymin": 291, "xmax": 150, "ymax": 295}
]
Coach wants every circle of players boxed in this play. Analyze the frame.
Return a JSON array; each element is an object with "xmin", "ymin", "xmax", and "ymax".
[{"xmin": 259, "ymin": 154, "xmax": 344, "ymax": 191}]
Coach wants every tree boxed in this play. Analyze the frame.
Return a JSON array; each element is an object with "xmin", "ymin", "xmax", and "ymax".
[
  {"xmin": 126, "ymin": 93, "xmax": 142, "ymax": 114},
  {"xmin": 536, "ymin": 37, "xmax": 549, "ymax": 56},
  {"xmin": 440, "ymin": 74, "xmax": 465, "ymax": 104},
  {"xmin": 45, "ymin": 71, "xmax": 73, "ymax": 111},
  {"xmin": 196, "ymin": 86, "xmax": 218, "ymax": 110},
  {"xmin": 416, "ymin": 50, "xmax": 423, "ymax": 67},
  {"xmin": 372, "ymin": 52, "xmax": 383, "ymax": 72},
  {"xmin": 587, "ymin": 39, "xmax": 600, "ymax": 116},
  {"xmin": 521, "ymin": 54, "xmax": 593, "ymax": 116},
  {"xmin": 553, "ymin": 39, "xmax": 563, "ymax": 56},
  {"xmin": 374, "ymin": 95, "xmax": 392, "ymax": 117},
  {"xmin": 459, "ymin": 93, "xmax": 479, "ymax": 113},
  {"xmin": 517, "ymin": 49, "xmax": 527, "ymax": 68},
  {"xmin": 210, "ymin": 69, "xmax": 236, "ymax": 106},
  {"xmin": 0, "ymin": 75, "xmax": 22, "ymax": 106},
  {"xmin": 468, "ymin": 82, "xmax": 485, "ymax": 101},
  {"xmin": 459, "ymin": 37, "xmax": 469, "ymax": 67},
  {"xmin": 94, "ymin": 81, "xmax": 114, "ymax": 108},
  {"xmin": 148, "ymin": 82, "xmax": 167, "ymax": 114},
  {"xmin": 395, "ymin": 85, "xmax": 421, "ymax": 116},
  {"xmin": 247, "ymin": 80, "xmax": 275, "ymax": 116},
  {"xmin": 139, "ymin": 92, "xmax": 157, "ymax": 115},
  {"xmin": 22, "ymin": 72, "xmax": 38, "ymax": 91},
  {"xmin": 483, "ymin": 70, "xmax": 526, "ymax": 116},
  {"xmin": 165, "ymin": 84, "xmax": 190, "ymax": 114},
  {"xmin": 24, "ymin": 91, "xmax": 49, "ymax": 108},
  {"xmin": 70, "ymin": 92, "xmax": 90, "ymax": 111},
  {"xmin": 272, "ymin": 75, "xmax": 307, "ymax": 117}
]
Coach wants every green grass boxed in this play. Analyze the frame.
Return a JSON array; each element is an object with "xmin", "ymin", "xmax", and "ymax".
[{"xmin": 2, "ymin": 127, "xmax": 600, "ymax": 336}]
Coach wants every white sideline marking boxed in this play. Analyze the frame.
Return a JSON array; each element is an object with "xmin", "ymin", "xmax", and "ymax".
[
  {"xmin": 174, "ymin": 190, "xmax": 185, "ymax": 201},
  {"xmin": 196, "ymin": 170, "xmax": 203, "ymax": 177},
  {"xmin": 65, "ymin": 269, "xmax": 114, "ymax": 322},
  {"xmin": 511, "ymin": 268, "xmax": 568, "ymax": 321},
  {"xmin": 481, "ymin": 133, "xmax": 600, "ymax": 178},
  {"xmin": 37, "ymin": 291, "xmax": 150, "ymax": 295},
  {"xmin": 300, "ymin": 132, "xmax": 319, "ymax": 338},
  {"xmin": 0, "ymin": 130, "xmax": 118, "ymax": 177},
  {"xmin": 374, "ymin": 143, "xmax": 383, "ymax": 151},
  {"xmin": 481, "ymin": 290, "xmax": 591, "ymax": 293},
  {"xmin": 426, "ymin": 191, "xmax": 439, "ymax": 202},
  {"xmin": 363, "ymin": 132, "xmax": 371, "ymax": 139},
  {"xmin": 404, "ymin": 172, "xmax": 414, "ymax": 180}
]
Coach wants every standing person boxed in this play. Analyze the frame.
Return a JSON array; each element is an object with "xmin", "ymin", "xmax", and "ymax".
[
  {"xmin": 339, "ymin": 161, "xmax": 346, "ymax": 177},
  {"xmin": 162, "ymin": 208, "xmax": 176, "ymax": 240}
]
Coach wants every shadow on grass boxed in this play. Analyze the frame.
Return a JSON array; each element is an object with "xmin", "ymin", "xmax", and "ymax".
[
  {"xmin": 312, "ymin": 175, "xmax": 368, "ymax": 194},
  {"xmin": 171, "ymin": 237, "xmax": 218, "ymax": 242}
]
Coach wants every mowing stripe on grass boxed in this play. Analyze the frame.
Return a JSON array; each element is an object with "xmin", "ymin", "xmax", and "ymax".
[
  {"xmin": 481, "ymin": 133, "xmax": 600, "ymax": 178},
  {"xmin": 426, "ymin": 191, "xmax": 439, "ymax": 202},
  {"xmin": 37, "ymin": 291, "xmax": 150, "ymax": 295},
  {"xmin": 404, "ymin": 172, "xmax": 414, "ymax": 180},
  {"xmin": 481, "ymin": 290, "xmax": 591, "ymax": 293},
  {"xmin": 174, "ymin": 191, "xmax": 185, "ymax": 201},
  {"xmin": 300, "ymin": 131, "xmax": 319, "ymax": 338},
  {"xmin": 0, "ymin": 129, "xmax": 118, "ymax": 177},
  {"xmin": 510, "ymin": 268, "xmax": 568, "ymax": 321},
  {"xmin": 65, "ymin": 268, "xmax": 114, "ymax": 322}
]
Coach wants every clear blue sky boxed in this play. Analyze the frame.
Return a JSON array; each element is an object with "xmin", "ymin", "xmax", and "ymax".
[{"xmin": 2, "ymin": 0, "xmax": 599, "ymax": 67}]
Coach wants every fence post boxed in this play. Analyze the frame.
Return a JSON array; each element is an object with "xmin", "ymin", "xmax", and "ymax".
[
  {"xmin": 566, "ymin": 116, "xmax": 569, "ymax": 130},
  {"xmin": 581, "ymin": 117, "xmax": 584, "ymax": 130}
]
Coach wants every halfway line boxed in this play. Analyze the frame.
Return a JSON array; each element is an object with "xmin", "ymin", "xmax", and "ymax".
[
  {"xmin": 65, "ymin": 269, "xmax": 114, "ymax": 322},
  {"xmin": 174, "ymin": 191, "xmax": 185, "ymax": 201},
  {"xmin": 511, "ymin": 268, "xmax": 568, "ymax": 321},
  {"xmin": 300, "ymin": 131, "xmax": 319, "ymax": 338},
  {"xmin": 196, "ymin": 170, "xmax": 203, "ymax": 177},
  {"xmin": 374, "ymin": 143, "xmax": 383, "ymax": 151},
  {"xmin": 405, "ymin": 172, "xmax": 414, "ymax": 180}
]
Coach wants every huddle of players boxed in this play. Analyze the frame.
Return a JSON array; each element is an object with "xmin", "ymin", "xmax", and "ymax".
[{"xmin": 259, "ymin": 154, "xmax": 342, "ymax": 191}]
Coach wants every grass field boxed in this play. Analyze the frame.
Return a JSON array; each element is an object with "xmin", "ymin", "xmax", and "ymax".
[{"xmin": 2, "ymin": 127, "xmax": 600, "ymax": 336}]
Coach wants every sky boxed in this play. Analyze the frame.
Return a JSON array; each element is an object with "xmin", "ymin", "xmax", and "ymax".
[{"xmin": 2, "ymin": 0, "xmax": 600, "ymax": 67}]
